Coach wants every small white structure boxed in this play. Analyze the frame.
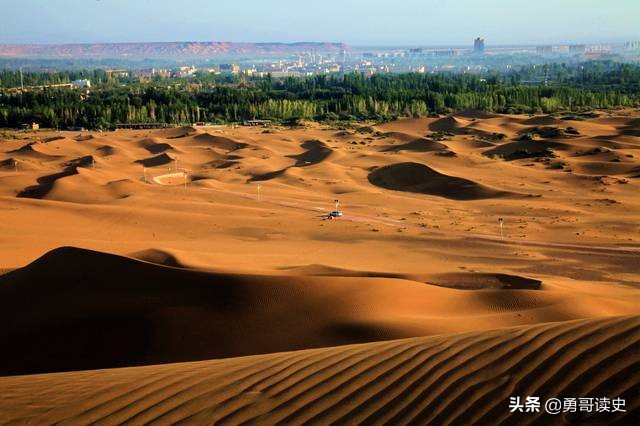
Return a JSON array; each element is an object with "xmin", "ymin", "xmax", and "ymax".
[
  {"xmin": 328, "ymin": 199, "xmax": 343, "ymax": 219},
  {"xmin": 71, "ymin": 79, "xmax": 91, "ymax": 89}
]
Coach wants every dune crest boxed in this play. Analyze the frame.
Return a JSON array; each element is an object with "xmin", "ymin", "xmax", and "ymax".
[
  {"xmin": 368, "ymin": 162, "xmax": 515, "ymax": 200},
  {"xmin": 0, "ymin": 315, "xmax": 636, "ymax": 425},
  {"xmin": 134, "ymin": 152, "xmax": 175, "ymax": 167},
  {"xmin": 428, "ymin": 115, "xmax": 470, "ymax": 133},
  {"xmin": 130, "ymin": 248, "xmax": 187, "ymax": 268},
  {"xmin": 382, "ymin": 137, "xmax": 448, "ymax": 152},
  {"xmin": 4, "ymin": 246, "xmax": 635, "ymax": 375}
]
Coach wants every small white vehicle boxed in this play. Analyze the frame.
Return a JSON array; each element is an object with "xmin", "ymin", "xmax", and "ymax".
[{"xmin": 328, "ymin": 210, "xmax": 343, "ymax": 219}]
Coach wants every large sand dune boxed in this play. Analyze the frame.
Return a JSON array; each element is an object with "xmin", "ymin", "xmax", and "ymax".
[
  {"xmin": 1, "ymin": 245, "xmax": 637, "ymax": 377},
  {"xmin": 0, "ymin": 315, "xmax": 636, "ymax": 425},
  {"xmin": 368, "ymin": 162, "xmax": 516, "ymax": 200}
]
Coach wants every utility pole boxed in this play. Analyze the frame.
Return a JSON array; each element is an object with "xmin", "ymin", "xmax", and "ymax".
[
  {"xmin": 498, "ymin": 217, "xmax": 504, "ymax": 239},
  {"xmin": 257, "ymin": 183, "xmax": 262, "ymax": 201}
]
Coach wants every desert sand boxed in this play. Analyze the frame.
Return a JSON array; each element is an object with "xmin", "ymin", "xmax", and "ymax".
[
  {"xmin": 0, "ymin": 316, "xmax": 636, "ymax": 424},
  {"xmin": 0, "ymin": 110, "xmax": 638, "ymax": 423}
]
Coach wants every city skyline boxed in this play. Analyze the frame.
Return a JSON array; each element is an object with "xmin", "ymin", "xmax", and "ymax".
[{"xmin": 1, "ymin": 0, "xmax": 638, "ymax": 46}]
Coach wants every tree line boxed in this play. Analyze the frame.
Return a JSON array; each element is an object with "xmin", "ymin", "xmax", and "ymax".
[{"xmin": 0, "ymin": 61, "xmax": 638, "ymax": 129}]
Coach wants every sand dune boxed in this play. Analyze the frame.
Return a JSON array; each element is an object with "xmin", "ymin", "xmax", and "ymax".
[
  {"xmin": 1, "ymin": 245, "xmax": 637, "ymax": 377},
  {"xmin": 454, "ymin": 109, "xmax": 501, "ymax": 119},
  {"xmin": 287, "ymin": 139, "xmax": 333, "ymax": 166},
  {"xmin": 428, "ymin": 115, "xmax": 471, "ymax": 133},
  {"xmin": 130, "ymin": 248, "xmax": 188, "ymax": 268},
  {"xmin": 134, "ymin": 152, "xmax": 175, "ymax": 167},
  {"xmin": 191, "ymin": 133, "xmax": 248, "ymax": 151},
  {"xmin": 249, "ymin": 140, "xmax": 335, "ymax": 181},
  {"xmin": 382, "ymin": 137, "xmax": 448, "ymax": 152},
  {"xmin": 468, "ymin": 139, "xmax": 496, "ymax": 148},
  {"xmin": 0, "ymin": 157, "xmax": 39, "ymax": 171},
  {"xmin": 17, "ymin": 168, "xmax": 77, "ymax": 198},
  {"xmin": 483, "ymin": 140, "xmax": 567, "ymax": 159},
  {"xmin": 429, "ymin": 272, "xmax": 542, "ymax": 289},
  {"xmin": 282, "ymin": 264, "xmax": 541, "ymax": 289},
  {"xmin": 75, "ymin": 134, "xmax": 97, "ymax": 142},
  {"xmin": 522, "ymin": 115, "xmax": 565, "ymax": 126},
  {"xmin": 379, "ymin": 131, "xmax": 422, "ymax": 142},
  {"xmin": 137, "ymin": 137, "xmax": 179, "ymax": 154},
  {"xmin": 144, "ymin": 142, "xmax": 176, "ymax": 154},
  {"xmin": 95, "ymin": 144, "xmax": 119, "ymax": 156},
  {"xmin": 619, "ymin": 118, "xmax": 640, "ymax": 136},
  {"xmin": 43, "ymin": 135, "xmax": 76, "ymax": 143},
  {"xmin": 155, "ymin": 126, "xmax": 198, "ymax": 139},
  {"xmin": 9, "ymin": 141, "xmax": 63, "ymax": 159},
  {"xmin": 0, "ymin": 315, "xmax": 636, "ymax": 425},
  {"xmin": 368, "ymin": 162, "xmax": 515, "ymax": 200}
]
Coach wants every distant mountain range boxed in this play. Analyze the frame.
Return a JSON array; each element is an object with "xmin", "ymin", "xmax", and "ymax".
[{"xmin": 0, "ymin": 42, "xmax": 351, "ymax": 59}]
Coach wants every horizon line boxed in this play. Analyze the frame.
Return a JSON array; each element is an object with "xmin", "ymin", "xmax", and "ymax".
[{"xmin": 0, "ymin": 39, "xmax": 636, "ymax": 48}]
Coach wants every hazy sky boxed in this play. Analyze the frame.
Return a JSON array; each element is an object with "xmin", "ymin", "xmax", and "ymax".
[{"xmin": 1, "ymin": 0, "xmax": 638, "ymax": 46}]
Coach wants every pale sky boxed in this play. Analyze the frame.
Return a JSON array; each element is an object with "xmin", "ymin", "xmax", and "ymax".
[{"xmin": 1, "ymin": 0, "xmax": 638, "ymax": 46}]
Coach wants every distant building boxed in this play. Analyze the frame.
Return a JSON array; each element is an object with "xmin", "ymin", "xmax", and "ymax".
[
  {"xmin": 133, "ymin": 68, "xmax": 172, "ymax": 79},
  {"xmin": 105, "ymin": 69, "xmax": 129, "ymax": 78},
  {"xmin": 536, "ymin": 46, "xmax": 553, "ymax": 55},
  {"xmin": 362, "ymin": 67, "xmax": 377, "ymax": 76},
  {"xmin": 219, "ymin": 64, "xmax": 241, "ymax": 74},
  {"xmin": 586, "ymin": 44, "xmax": 611, "ymax": 54},
  {"xmin": 474, "ymin": 37, "xmax": 485, "ymax": 54},
  {"xmin": 325, "ymin": 64, "xmax": 341, "ymax": 73},
  {"xmin": 243, "ymin": 119, "xmax": 272, "ymax": 127},
  {"xmin": 71, "ymin": 79, "xmax": 91, "ymax": 89},
  {"xmin": 115, "ymin": 123, "xmax": 170, "ymax": 130},
  {"xmin": 270, "ymin": 71, "xmax": 303, "ymax": 78},
  {"xmin": 625, "ymin": 41, "xmax": 640, "ymax": 50},
  {"xmin": 569, "ymin": 44, "xmax": 586, "ymax": 54},
  {"xmin": 434, "ymin": 49, "xmax": 457, "ymax": 57},
  {"xmin": 176, "ymin": 65, "xmax": 197, "ymax": 77}
]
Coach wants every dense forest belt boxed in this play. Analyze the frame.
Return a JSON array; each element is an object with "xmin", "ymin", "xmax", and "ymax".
[{"xmin": 1, "ymin": 61, "xmax": 639, "ymax": 129}]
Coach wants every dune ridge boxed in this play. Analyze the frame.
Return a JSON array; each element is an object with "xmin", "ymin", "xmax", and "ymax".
[
  {"xmin": 0, "ymin": 315, "xmax": 636, "ymax": 425},
  {"xmin": 368, "ymin": 162, "xmax": 516, "ymax": 200},
  {"xmin": 1, "ymin": 246, "xmax": 637, "ymax": 377},
  {"xmin": 249, "ymin": 139, "xmax": 335, "ymax": 181}
]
